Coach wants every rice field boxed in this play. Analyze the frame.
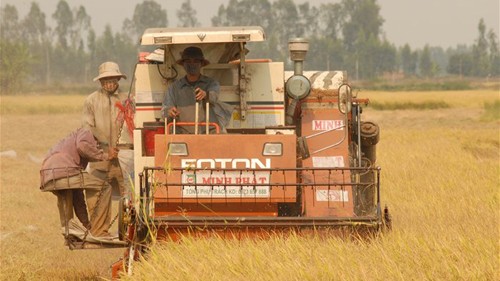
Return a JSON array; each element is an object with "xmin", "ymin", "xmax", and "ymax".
[{"xmin": 0, "ymin": 90, "xmax": 498, "ymax": 280}]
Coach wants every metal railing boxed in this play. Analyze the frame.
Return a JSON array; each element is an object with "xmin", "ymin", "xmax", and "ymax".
[{"xmin": 138, "ymin": 166, "xmax": 381, "ymax": 218}]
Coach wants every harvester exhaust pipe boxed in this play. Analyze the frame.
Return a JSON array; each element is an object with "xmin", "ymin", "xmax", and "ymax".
[
  {"xmin": 289, "ymin": 38, "xmax": 309, "ymax": 76},
  {"xmin": 286, "ymin": 38, "xmax": 309, "ymax": 126}
]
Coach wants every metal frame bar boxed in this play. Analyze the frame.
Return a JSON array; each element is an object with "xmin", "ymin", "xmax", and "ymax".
[
  {"xmin": 153, "ymin": 216, "xmax": 381, "ymax": 227},
  {"xmin": 138, "ymin": 166, "xmax": 381, "ymax": 216}
]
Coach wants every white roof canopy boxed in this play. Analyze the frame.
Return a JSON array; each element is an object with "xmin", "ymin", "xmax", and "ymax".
[{"xmin": 140, "ymin": 26, "xmax": 266, "ymax": 46}]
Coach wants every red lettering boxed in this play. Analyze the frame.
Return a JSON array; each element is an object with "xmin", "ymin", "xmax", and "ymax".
[
  {"xmin": 313, "ymin": 120, "xmax": 322, "ymax": 130},
  {"xmin": 201, "ymin": 177, "xmax": 235, "ymax": 185}
]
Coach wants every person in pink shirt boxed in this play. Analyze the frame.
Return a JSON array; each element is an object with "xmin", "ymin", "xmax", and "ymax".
[{"xmin": 40, "ymin": 128, "xmax": 117, "ymax": 240}]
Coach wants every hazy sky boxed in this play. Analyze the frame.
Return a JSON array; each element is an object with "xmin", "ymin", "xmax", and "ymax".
[{"xmin": 3, "ymin": 0, "xmax": 499, "ymax": 49}]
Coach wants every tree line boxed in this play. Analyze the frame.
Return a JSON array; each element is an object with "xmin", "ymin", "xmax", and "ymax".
[{"xmin": 1, "ymin": 0, "xmax": 499, "ymax": 94}]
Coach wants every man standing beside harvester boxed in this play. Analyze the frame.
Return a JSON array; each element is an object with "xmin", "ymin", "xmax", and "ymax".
[{"xmin": 81, "ymin": 61, "xmax": 130, "ymax": 238}]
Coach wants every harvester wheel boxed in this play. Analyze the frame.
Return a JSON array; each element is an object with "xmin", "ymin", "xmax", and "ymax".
[
  {"xmin": 118, "ymin": 197, "xmax": 130, "ymax": 241},
  {"xmin": 383, "ymin": 205, "xmax": 392, "ymax": 230}
]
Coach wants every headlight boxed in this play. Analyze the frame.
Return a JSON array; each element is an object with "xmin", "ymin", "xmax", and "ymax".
[
  {"xmin": 168, "ymin": 142, "xmax": 188, "ymax": 156},
  {"xmin": 338, "ymin": 84, "xmax": 352, "ymax": 114},
  {"xmin": 262, "ymin": 143, "xmax": 282, "ymax": 156}
]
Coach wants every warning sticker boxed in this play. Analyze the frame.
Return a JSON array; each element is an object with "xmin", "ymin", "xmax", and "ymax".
[
  {"xmin": 135, "ymin": 91, "xmax": 164, "ymax": 103},
  {"xmin": 312, "ymin": 156, "xmax": 345, "ymax": 168},
  {"xmin": 316, "ymin": 190, "xmax": 349, "ymax": 202},
  {"xmin": 230, "ymin": 109, "xmax": 283, "ymax": 128}
]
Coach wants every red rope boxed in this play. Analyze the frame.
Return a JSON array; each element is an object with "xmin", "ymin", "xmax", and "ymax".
[{"xmin": 115, "ymin": 99, "xmax": 135, "ymax": 142}]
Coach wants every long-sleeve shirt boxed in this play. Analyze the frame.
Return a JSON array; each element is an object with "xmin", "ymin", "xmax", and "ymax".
[
  {"xmin": 163, "ymin": 75, "xmax": 219, "ymax": 120},
  {"xmin": 82, "ymin": 88, "xmax": 127, "ymax": 147},
  {"xmin": 162, "ymin": 75, "xmax": 232, "ymax": 133},
  {"xmin": 40, "ymin": 128, "xmax": 108, "ymax": 189}
]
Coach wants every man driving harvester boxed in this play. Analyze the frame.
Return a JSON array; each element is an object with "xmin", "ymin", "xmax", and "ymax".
[{"xmin": 162, "ymin": 46, "xmax": 232, "ymax": 134}]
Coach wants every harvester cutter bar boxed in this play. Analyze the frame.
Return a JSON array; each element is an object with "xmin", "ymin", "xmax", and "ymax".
[{"xmin": 152, "ymin": 216, "xmax": 381, "ymax": 227}]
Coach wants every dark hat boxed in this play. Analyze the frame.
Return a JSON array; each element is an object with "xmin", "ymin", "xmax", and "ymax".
[{"xmin": 176, "ymin": 46, "xmax": 210, "ymax": 66}]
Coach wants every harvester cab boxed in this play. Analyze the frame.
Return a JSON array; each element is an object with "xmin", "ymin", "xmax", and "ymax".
[{"xmin": 97, "ymin": 26, "xmax": 389, "ymax": 276}]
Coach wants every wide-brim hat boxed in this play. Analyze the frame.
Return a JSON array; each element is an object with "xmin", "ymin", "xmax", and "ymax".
[
  {"xmin": 93, "ymin": 61, "xmax": 127, "ymax": 82},
  {"xmin": 176, "ymin": 46, "xmax": 210, "ymax": 66}
]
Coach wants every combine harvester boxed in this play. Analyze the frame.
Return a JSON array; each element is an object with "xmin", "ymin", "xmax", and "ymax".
[{"xmin": 75, "ymin": 26, "xmax": 391, "ymax": 277}]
